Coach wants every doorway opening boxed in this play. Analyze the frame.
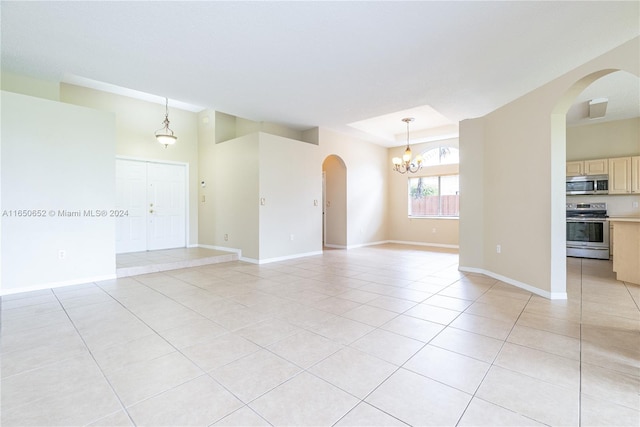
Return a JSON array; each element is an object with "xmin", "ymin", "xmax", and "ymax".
[{"xmin": 322, "ymin": 155, "xmax": 347, "ymax": 248}]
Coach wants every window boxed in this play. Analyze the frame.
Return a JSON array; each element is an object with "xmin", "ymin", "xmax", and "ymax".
[
  {"xmin": 407, "ymin": 145, "xmax": 459, "ymax": 217},
  {"xmin": 422, "ymin": 146, "xmax": 459, "ymax": 166},
  {"xmin": 408, "ymin": 175, "xmax": 459, "ymax": 217}
]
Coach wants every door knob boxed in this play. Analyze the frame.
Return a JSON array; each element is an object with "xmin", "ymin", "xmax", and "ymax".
[{"xmin": 150, "ymin": 209, "xmax": 154, "ymax": 214}]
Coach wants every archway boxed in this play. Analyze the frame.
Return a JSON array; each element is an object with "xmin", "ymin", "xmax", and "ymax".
[
  {"xmin": 322, "ymin": 155, "xmax": 347, "ymax": 248},
  {"xmin": 550, "ymin": 68, "xmax": 639, "ymax": 296}
]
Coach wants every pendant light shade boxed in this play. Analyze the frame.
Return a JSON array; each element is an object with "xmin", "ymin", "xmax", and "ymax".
[{"xmin": 155, "ymin": 97, "xmax": 177, "ymax": 147}]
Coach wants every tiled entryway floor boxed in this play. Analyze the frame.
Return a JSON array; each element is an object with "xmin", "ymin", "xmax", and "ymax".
[{"xmin": 1, "ymin": 244, "xmax": 639, "ymax": 426}]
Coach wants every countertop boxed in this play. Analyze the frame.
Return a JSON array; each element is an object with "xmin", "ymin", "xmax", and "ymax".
[{"xmin": 608, "ymin": 217, "xmax": 640, "ymax": 223}]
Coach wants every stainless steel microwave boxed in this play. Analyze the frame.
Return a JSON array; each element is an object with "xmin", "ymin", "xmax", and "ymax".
[{"xmin": 566, "ymin": 175, "xmax": 608, "ymax": 195}]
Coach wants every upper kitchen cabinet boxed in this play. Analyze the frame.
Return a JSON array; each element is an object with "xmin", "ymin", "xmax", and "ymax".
[
  {"xmin": 566, "ymin": 161, "xmax": 583, "ymax": 176},
  {"xmin": 566, "ymin": 158, "xmax": 608, "ymax": 176},
  {"xmin": 584, "ymin": 158, "xmax": 608, "ymax": 175},
  {"xmin": 608, "ymin": 157, "xmax": 632, "ymax": 194},
  {"xmin": 632, "ymin": 156, "xmax": 640, "ymax": 194}
]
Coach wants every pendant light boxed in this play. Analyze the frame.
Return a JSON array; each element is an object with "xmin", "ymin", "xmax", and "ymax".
[
  {"xmin": 392, "ymin": 117, "xmax": 423, "ymax": 174},
  {"xmin": 155, "ymin": 97, "xmax": 177, "ymax": 147}
]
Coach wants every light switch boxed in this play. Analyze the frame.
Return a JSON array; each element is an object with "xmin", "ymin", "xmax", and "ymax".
[{"xmin": 260, "ymin": 197, "xmax": 266, "ymax": 205}]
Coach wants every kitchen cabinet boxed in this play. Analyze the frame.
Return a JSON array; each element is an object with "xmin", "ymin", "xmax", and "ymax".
[
  {"xmin": 610, "ymin": 218, "xmax": 640, "ymax": 285},
  {"xmin": 608, "ymin": 157, "xmax": 632, "ymax": 194},
  {"xmin": 632, "ymin": 156, "xmax": 640, "ymax": 194},
  {"xmin": 584, "ymin": 158, "xmax": 608, "ymax": 175},
  {"xmin": 566, "ymin": 161, "xmax": 583, "ymax": 176},
  {"xmin": 566, "ymin": 158, "xmax": 607, "ymax": 176}
]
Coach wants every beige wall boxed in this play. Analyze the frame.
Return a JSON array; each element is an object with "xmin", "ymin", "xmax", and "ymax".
[
  {"xmin": 1, "ymin": 72, "xmax": 60, "ymax": 101},
  {"xmin": 567, "ymin": 117, "xmax": 639, "ymax": 161},
  {"xmin": 387, "ymin": 138, "xmax": 459, "ymax": 247},
  {"xmin": 259, "ymin": 133, "xmax": 322, "ymax": 260},
  {"xmin": 460, "ymin": 36, "xmax": 639, "ymax": 299},
  {"xmin": 1, "ymin": 91, "xmax": 116, "ymax": 294},
  {"xmin": 318, "ymin": 128, "xmax": 389, "ymax": 247}
]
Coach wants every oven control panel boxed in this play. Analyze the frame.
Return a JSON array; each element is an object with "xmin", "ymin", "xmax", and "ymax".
[{"xmin": 566, "ymin": 203, "xmax": 606, "ymax": 210}]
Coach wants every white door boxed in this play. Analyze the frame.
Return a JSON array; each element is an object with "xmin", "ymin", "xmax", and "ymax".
[{"xmin": 116, "ymin": 159, "xmax": 186, "ymax": 254}]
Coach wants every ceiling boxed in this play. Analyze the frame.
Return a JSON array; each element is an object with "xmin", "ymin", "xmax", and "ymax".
[{"xmin": 1, "ymin": 1, "xmax": 638, "ymax": 147}]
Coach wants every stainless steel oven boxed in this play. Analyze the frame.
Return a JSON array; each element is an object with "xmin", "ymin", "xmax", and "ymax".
[{"xmin": 566, "ymin": 203, "xmax": 609, "ymax": 260}]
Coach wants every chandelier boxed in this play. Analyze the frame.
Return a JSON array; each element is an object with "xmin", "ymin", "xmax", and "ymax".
[
  {"xmin": 392, "ymin": 117, "xmax": 423, "ymax": 174},
  {"xmin": 155, "ymin": 97, "xmax": 177, "ymax": 147}
]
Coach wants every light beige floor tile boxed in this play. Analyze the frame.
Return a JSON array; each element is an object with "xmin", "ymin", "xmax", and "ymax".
[
  {"xmin": 1, "ymin": 333, "xmax": 87, "ymax": 378},
  {"xmin": 404, "ymin": 303, "xmax": 461, "ymax": 325},
  {"xmin": 449, "ymin": 312, "xmax": 514, "ymax": 340},
  {"xmin": 106, "ymin": 351, "xmax": 203, "ymax": 406},
  {"xmin": 212, "ymin": 406, "xmax": 271, "ymax": 426},
  {"xmin": 404, "ymin": 345, "xmax": 490, "ymax": 394},
  {"xmin": 581, "ymin": 362, "xmax": 640, "ymax": 410},
  {"xmin": 249, "ymin": 372, "xmax": 359, "ymax": 426},
  {"xmin": 235, "ymin": 318, "xmax": 302, "ymax": 346},
  {"xmin": 181, "ymin": 332, "xmax": 261, "ymax": 371},
  {"xmin": 267, "ymin": 330, "xmax": 342, "ymax": 368},
  {"xmin": 2, "ymin": 353, "xmax": 109, "ymax": 409},
  {"xmin": 581, "ymin": 339, "xmax": 640, "ymax": 377},
  {"xmin": 366, "ymin": 295, "xmax": 417, "ymax": 313},
  {"xmin": 275, "ymin": 304, "xmax": 337, "ymax": 329},
  {"xmin": 310, "ymin": 347, "xmax": 397, "ymax": 399},
  {"xmin": 580, "ymin": 394, "xmax": 640, "ymax": 427},
  {"xmin": 127, "ymin": 375, "xmax": 242, "ymax": 426},
  {"xmin": 430, "ymin": 327, "xmax": 503, "ymax": 363},
  {"xmin": 86, "ymin": 410, "xmax": 134, "ymax": 427},
  {"xmin": 310, "ymin": 296, "xmax": 362, "ymax": 315},
  {"xmin": 1, "ymin": 379, "xmax": 122, "ymax": 427},
  {"xmin": 424, "ymin": 294, "xmax": 473, "ymax": 311},
  {"xmin": 507, "ymin": 325, "xmax": 580, "ymax": 360},
  {"xmin": 458, "ymin": 397, "xmax": 546, "ymax": 426},
  {"xmin": 91, "ymin": 333, "xmax": 175, "ymax": 374},
  {"xmin": 335, "ymin": 402, "xmax": 409, "ymax": 426},
  {"xmin": 516, "ymin": 310, "xmax": 580, "ymax": 338},
  {"xmin": 381, "ymin": 314, "xmax": 444, "ymax": 342},
  {"xmin": 351, "ymin": 329, "xmax": 424, "ymax": 366},
  {"xmin": 337, "ymin": 289, "xmax": 381, "ymax": 304},
  {"xmin": 476, "ymin": 366, "xmax": 579, "ymax": 426},
  {"xmin": 494, "ymin": 342, "xmax": 580, "ymax": 390},
  {"xmin": 159, "ymin": 317, "xmax": 228, "ymax": 348},
  {"xmin": 341, "ymin": 304, "xmax": 398, "ymax": 327},
  {"xmin": 311, "ymin": 316, "xmax": 375, "ymax": 345},
  {"xmin": 464, "ymin": 300, "xmax": 524, "ymax": 323},
  {"xmin": 365, "ymin": 368, "xmax": 471, "ymax": 426},
  {"xmin": 385, "ymin": 287, "xmax": 432, "ymax": 303},
  {"xmin": 211, "ymin": 350, "xmax": 301, "ymax": 403}
]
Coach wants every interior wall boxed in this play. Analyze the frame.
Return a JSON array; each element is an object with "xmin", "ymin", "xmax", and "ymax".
[
  {"xmin": 323, "ymin": 155, "xmax": 347, "ymax": 247},
  {"xmin": 213, "ymin": 134, "xmax": 260, "ymax": 260},
  {"xmin": 198, "ymin": 109, "xmax": 216, "ymax": 245},
  {"xmin": 0, "ymin": 72, "xmax": 60, "ymax": 101},
  {"xmin": 259, "ymin": 133, "xmax": 322, "ymax": 260},
  {"xmin": 1, "ymin": 91, "xmax": 116, "ymax": 294},
  {"xmin": 318, "ymin": 128, "xmax": 388, "ymax": 247},
  {"xmin": 60, "ymin": 84, "xmax": 200, "ymax": 246},
  {"xmin": 566, "ymin": 117, "xmax": 640, "ymax": 160},
  {"xmin": 459, "ymin": 36, "xmax": 639, "ymax": 299},
  {"xmin": 387, "ymin": 138, "xmax": 460, "ymax": 247}
]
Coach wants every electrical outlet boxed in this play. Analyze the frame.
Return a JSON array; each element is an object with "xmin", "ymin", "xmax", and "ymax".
[
  {"xmin": 496, "ymin": 244, "xmax": 501, "ymax": 254},
  {"xmin": 633, "ymin": 201, "xmax": 639, "ymax": 209},
  {"xmin": 224, "ymin": 234, "xmax": 229, "ymax": 241}
]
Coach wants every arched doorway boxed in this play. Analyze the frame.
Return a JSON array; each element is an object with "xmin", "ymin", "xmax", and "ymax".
[
  {"xmin": 550, "ymin": 68, "xmax": 639, "ymax": 296},
  {"xmin": 322, "ymin": 155, "xmax": 347, "ymax": 248}
]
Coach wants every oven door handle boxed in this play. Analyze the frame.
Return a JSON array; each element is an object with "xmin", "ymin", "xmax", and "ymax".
[{"xmin": 566, "ymin": 218, "xmax": 608, "ymax": 223}]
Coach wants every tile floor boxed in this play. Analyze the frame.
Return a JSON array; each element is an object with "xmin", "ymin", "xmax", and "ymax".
[
  {"xmin": 116, "ymin": 248, "xmax": 237, "ymax": 278},
  {"xmin": 1, "ymin": 244, "xmax": 639, "ymax": 426}
]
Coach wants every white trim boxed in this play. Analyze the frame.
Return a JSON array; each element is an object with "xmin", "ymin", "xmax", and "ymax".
[
  {"xmin": 346, "ymin": 240, "xmax": 392, "ymax": 249},
  {"xmin": 458, "ymin": 266, "xmax": 567, "ymax": 300},
  {"xmin": 0, "ymin": 274, "xmax": 117, "ymax": 296},
  {"xmin": 255, "ymin": 251, "xmax": 324, "ymax": 265},
  {"xmin": 324, "ymin": 244, "xmax": 347, "ymax": 249},
  {"xmin": 198, "ymin": 244, "xmax": 242, "ymax": 256},
  {"xmin": 387, "ymin": 240, "xmax": 459, "ymax": 249}
]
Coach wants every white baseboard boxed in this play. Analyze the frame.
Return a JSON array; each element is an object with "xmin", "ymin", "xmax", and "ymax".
[
  {"xmin": 346, "ymin": 240, "xmax": 391, "ymax": 249},
  {"xmin": 0, "ymin": 273, "xmax": 118, "ymax": 296},
  {"xmin": 458, "ymin": 266, "xmax": 567, "ymax": 300},
  {"xmin": 387, "ymin": 240, "xmax": 459, "ymax": 249},
  {"xmin": 198, "ymin": 244, "xmax": 242, "ymax": 256},
  {"xmin": 250, "ymin": 250, "xmax": 324, "ymax": 265}
]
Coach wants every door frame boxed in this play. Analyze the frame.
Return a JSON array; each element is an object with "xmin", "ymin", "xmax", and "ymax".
[{"xmin": 116, "ymin": 156, "xmax": 190, "ymax": 252}]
